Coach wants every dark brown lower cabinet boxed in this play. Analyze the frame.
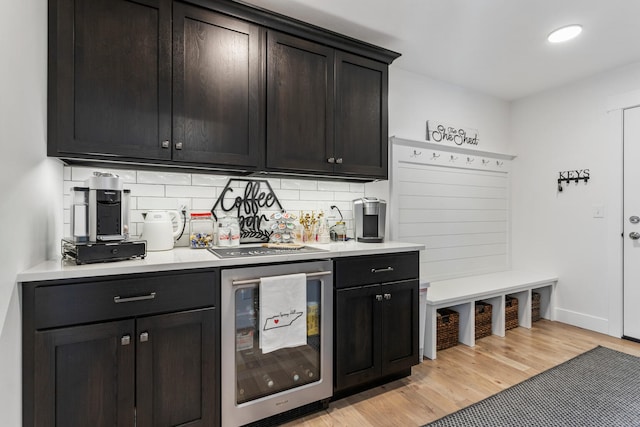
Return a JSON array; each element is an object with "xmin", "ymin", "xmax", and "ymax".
[
  {"xmin": 334, "ymin": 279, "xmax": 419, "ymax": 393},
  {"xmin": 22, "ymin": 269, "xmax": 219, "ymax": 427}
]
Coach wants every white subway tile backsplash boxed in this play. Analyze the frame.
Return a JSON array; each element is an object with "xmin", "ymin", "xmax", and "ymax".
[
  {"xmin": 191, "ymin": 198, "xmax": 216, "ymax": 211},
  {"xmin": 137, "ymin": 170, "xmax": 191, "ymax": 186},
  {"xmin": 62, "ymin": 166, "xmax": 370, "ymax": 243},
  {"xmin": 192, "ymin": 174, "xmax": 231, "ymax": 187},
  {"xmin": 349, "ymin": 183, "xmax": 365, "ymax": 192},
  {"xmin": 137, "ymin": 197, "xmax": 184, "ymax": 210},
  {"xmin": 300, "ymin": 191, "xmax": 335, "ymax": 201},
  {"xmin": 166, "ymin": 185, "xmax": 216, "ymax": 198},
  {"xmin": 264, "ymin": 178, "xmax": 281, "ymax": 190},
  {"xmin": 273, "ymin": 189, "xmax": 300, "ymax": 201},
  {"xmin": 281, "ymin": 179, "xmax": 317, "ymax": 191},
  {"xmin": 333, "ymin": 191, "xmax": 360, "ymax": 201},
  {"xmin": 124, "ymin": 183, "xmax": 164, "ymax": 197},
  {"xmin": 317, "ymin": 181, "xmax": 350, "ymax": 192}
]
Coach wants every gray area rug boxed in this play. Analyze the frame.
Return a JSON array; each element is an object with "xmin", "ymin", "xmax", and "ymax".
[{"xmin": 425, "ymin": 346, "xmax": 640, "ymax": 427}]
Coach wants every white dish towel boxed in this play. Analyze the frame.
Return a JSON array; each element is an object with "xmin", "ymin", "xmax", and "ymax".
[{"xmin": 259, "ymin": 273, "xmax": 307, "ymax": 354}]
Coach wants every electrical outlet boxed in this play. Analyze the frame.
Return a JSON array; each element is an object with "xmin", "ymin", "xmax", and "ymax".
[
  {"xmin": 592, "ymin": 205, "xmax": 605, "ymax": 218},
  {"xmin": 177, "ymin": 198, "xmax": 189, "ymax": 212}
]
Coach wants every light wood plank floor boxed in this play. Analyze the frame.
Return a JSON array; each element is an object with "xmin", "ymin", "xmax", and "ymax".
[{"xmin": 282, "ymin": 320, "xmax": 640, "ymax": 427}]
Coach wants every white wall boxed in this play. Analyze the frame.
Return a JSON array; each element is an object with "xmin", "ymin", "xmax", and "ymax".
[
  {"xmin": 0, "ymin": 1, "xmax": 62, "ymax": 425},
  {"xmin": 388, "ymin": 67, "xmax": 512, "ymax": 154},
  {"xmin": 366, "ymin": 67, "xmax": 511, "ymax": 218},
  {"xmin": 510, "ymin": 61, "xmax": 640, "ymax": 336}
]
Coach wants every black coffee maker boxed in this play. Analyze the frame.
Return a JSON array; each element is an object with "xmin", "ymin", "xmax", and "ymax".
[
  {"xmin": 63, "ymin": 172, "xmax": 146, "ymax": 264},
  {"xmin": 353, "ymin": 197, "xmax": 386, "ymax": 243}
]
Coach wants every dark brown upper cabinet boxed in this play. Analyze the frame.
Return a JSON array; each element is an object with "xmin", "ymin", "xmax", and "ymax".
[
  {"xmin": 49, "ymin": 0, "xmax": 173, "ymax": 161},
  {"xmin": 266, "ymin": 33, "xmax": 389, "ymax": 180},
  {"xmin": 49, "ymin": 0, "xmax": 263, "ymax": 170},
  {"xmin": 48, "ymin": 0, "xmax": 399, "ymax": 179},
  {"xmin": 172, "ymin": 2, "xmax": 263, "ymax": 169},
  {"xmin": 335, "ymin": 52, "xmax": 389, "ymax": 179},
  {"xmin": 266, "ymin": 31, "xmax": 335, "ymax": 175}
]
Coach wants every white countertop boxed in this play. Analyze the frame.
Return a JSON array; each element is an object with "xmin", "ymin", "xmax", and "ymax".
[{"xmin": 17, "ymin": 240, "xmax": 424, "ymax": 283}]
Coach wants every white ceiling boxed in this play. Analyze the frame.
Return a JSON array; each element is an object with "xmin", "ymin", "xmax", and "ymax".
[{"xmin": 240, "ymin": 0, "xmax": 640, "ymax": 100}]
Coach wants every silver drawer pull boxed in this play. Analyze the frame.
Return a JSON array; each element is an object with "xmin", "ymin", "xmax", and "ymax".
[
  {"xmin": 375, "ymin": 294, "xmax": 383, "ymax": 301},
  {"xmin": 371, "ymin": 267, "xmax": 394, "ymax": 273},
  {"xmin": 113, "ymin": 292, "xmax": 156, "ymax": 304},
  {"xmin": 384, "ymin": 293, "xmax": 392, "ymax": 300},
  {"xmin": 140, "ymin": 332, "xmax": 149, "ymax": 343},
  {"xmin": 121, "ymin": 335, "xmax": 131, "ymax": 346}
]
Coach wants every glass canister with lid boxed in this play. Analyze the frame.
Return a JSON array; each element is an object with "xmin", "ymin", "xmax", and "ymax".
[{"xmin": 189, "ymin": 212, "xmax": 215, "ymax": 249}]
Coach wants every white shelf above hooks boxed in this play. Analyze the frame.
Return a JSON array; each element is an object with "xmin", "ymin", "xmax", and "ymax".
[{"xmin": 390, "ymin": 136, "xmax": 517, "ymax": 161}]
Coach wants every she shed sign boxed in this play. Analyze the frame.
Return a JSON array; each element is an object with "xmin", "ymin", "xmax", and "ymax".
[{"xmin": 426, "ymin": 120, "xmax": 479, "ymax": 147}]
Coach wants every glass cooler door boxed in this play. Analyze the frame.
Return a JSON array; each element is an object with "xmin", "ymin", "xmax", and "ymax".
[{"xmin": 234, "ymin": 279, "xmax": 322, "ymax": 404}]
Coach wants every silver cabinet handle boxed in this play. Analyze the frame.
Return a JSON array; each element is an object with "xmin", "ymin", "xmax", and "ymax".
[
  {"xmin": 384, "ymin": 293, "xmax": 392, "ymax": 300},
  {"xmin": 121, "ymin": 335, "xmax": 131, "ymax": 346},
  {"xmin": 630, "ymin": 232, "xmax": 640, "ymax": 240},
  {"xmin": 113, "ymin": 292, "xmax": 156, "ymax": 304},
  {"xmin": 140, "ymin": 332, "xmax": 149, "ymax": 343},
  {"xmin": 327, "ymin": 157, "xmax": 335, "ymax": 164},
  {"xmin": 336, "ymin": 158, "xmax": 343, "ymax": 164},
  {"xmin": 175, "ymin": 142, "xmax": 183, "ymax": 150},
  {"xmin": 375, "ymin": 295, "xmax": 383, "ymax": 301},
  {"xmin": 371, "ymin": 267, "xmax": 394, "ymax": 273},
  {"xmin": 161, "ymin": 140, "xmax": 170, "ymax": 149}
]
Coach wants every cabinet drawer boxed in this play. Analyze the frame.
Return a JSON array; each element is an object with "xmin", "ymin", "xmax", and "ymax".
[
  {"xmin": 334, "ymin": 252, "xmax": 419, "ymax": 289},
  {"xmin": 34, "ymin": 269, "xmax": 217, "ymax": 329}
]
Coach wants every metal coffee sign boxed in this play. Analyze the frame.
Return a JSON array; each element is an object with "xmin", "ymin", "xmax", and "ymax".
[
  {"xmin": 426, "ymin": 120, "xmax": 479, "ymax": 147},
  {"xmin": 211, "ymin": 178, "xmax": 283, "ymax": 243}
]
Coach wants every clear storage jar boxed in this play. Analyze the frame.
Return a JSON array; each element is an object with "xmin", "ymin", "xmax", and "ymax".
[{"xmin": 189, "ymin": 212, "xmax": 214, "ymax": 249}]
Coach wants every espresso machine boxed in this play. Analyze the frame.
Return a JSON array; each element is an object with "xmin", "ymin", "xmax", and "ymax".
[
  {"xmin": 63, "ymin": 172, "xmax": 146, "ymax": 264},
  {"xmin": 353, "ymin": 197, "xmax": 386, "ymax": 243}
]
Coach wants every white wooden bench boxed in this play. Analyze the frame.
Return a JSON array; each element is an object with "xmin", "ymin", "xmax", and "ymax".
[{"xmin": 424, "ymin": 270, "xmax": 558, "ymax": 360}]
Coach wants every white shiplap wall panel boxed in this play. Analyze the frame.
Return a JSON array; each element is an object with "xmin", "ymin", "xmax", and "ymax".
[{"xmin": 390, "ymin": 138, "xmax": 514, "ymax": 282}]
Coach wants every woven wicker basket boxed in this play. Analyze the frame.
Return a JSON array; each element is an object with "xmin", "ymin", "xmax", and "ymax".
[
  {"xmin": 505, "ymin": 296, "xmax": 519, "ymax": 330},
  {"xmin": 532, "ymin": 292, "xmax": 541, "ymax": 322},
  {"xmin": 436, "ymin": 308, "xmax": 459, "ymax": 350},
  {"xmin": 475, "ymin": 301, "xmax": 492, "ymax": 340}
]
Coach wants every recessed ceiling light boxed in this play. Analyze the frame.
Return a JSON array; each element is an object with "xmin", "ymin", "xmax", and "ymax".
[{"xmin": 547, "ymin": 25, "xmax": 583, "ymax": 43}]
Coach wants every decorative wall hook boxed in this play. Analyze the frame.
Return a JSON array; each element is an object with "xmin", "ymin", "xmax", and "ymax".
[
  {"xmin": 557, "ymin": 169, "xmax": 590, "ymax": 192},
  {"xmin": 482, "ymin": 159, "xmax": 490, "ymax": 166},
  {"xmin": 430, "ymin": 152, "xmax": 440, "ymax": 160},
  {"xmin": 466, "ymin": 157, "xmax": 475, "ymax": 164},
  {"xmin": 496, "ymin": 161, "xmax": 504, "ymax": 167},
  {"xmin": 410, "ymin": 149, "xmax": 422, "ymax": 158},
  {"xmin": 450, "ymin": 155, "xmax": 458, "ymax": 162}
]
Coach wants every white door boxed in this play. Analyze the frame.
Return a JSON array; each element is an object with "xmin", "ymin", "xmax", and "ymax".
[{"xmin": 623, "ymin": 106, "xmax": 640, "ymax": 340}]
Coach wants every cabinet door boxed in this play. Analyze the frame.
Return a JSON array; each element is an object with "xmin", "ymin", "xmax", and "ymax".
[
  {"xmin": 49, "ymin": 0, "xmax": 172, "ymax": 160},
  {"xmin": 381, "ymin": 280, "xmax": 420, "ymax": 375},
  {"xmin": 334, "ymin": 284, "xmax": 382, "ymax": 392},
  {"xmin": 173, "ymin": 3, "xmax": 263, "ymax": 168},
  {"xmin": 266, "ymin": 31, "xmax": 335, "ymax": 174},
  {"xmin": 335, "ymin": 51, "xmax": 389, "ymax": 179},
  {"xmin": 136, "ymin": 308, "xmax": 217, "ymax": 427},
  {"xmin": 34, "ymin": 320, "xmax": 135, "ymax": 427}
]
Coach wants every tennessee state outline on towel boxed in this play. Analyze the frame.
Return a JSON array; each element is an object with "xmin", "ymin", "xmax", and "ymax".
[{"xmin": 263, "ymin": 309, "xmax": 303, "ymax": 330}]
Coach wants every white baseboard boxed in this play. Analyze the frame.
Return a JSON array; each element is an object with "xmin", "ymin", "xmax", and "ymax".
[{"xmin": 554, "ymin": 307, "xmax": 611, "ymax": 336}]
